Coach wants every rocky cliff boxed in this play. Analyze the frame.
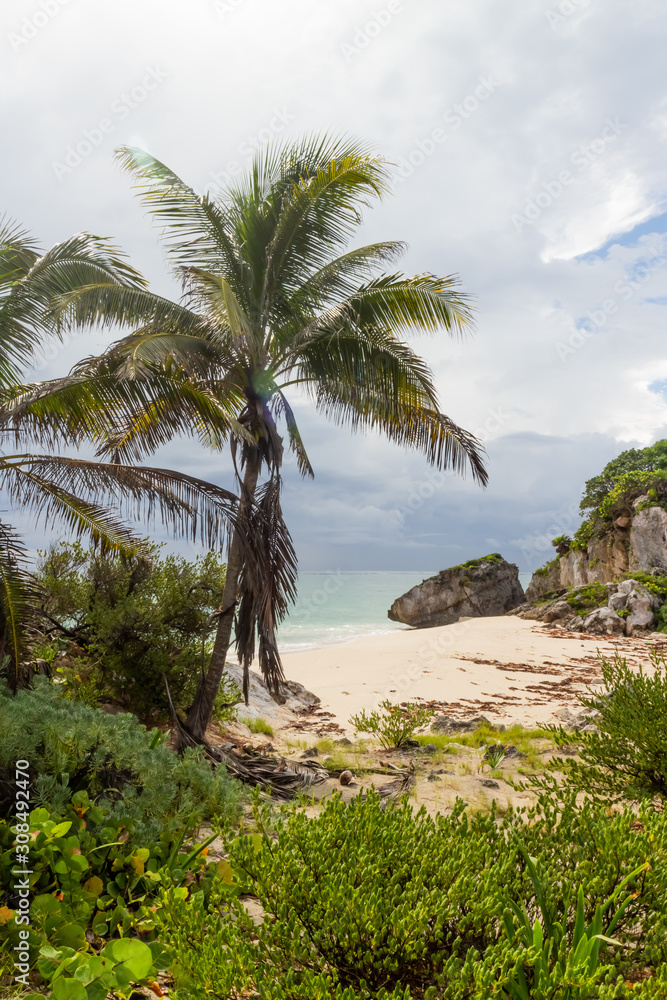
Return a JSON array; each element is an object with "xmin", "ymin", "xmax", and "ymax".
[
  {"xmin": 388, "ymin": 554, "xmax": 525, "ymax": 628},
  {"xmin": 513, "ymin": 577, "xmax": 662, "ymax": 636},
  {"xmin": 526, "ymin": 504, "xmax": 667, "ymax": 602}
]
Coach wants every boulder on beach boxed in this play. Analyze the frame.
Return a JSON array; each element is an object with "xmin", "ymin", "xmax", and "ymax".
[{"xmin": 387, "ymin": 554, "xmax": 525, "ymax": 628}]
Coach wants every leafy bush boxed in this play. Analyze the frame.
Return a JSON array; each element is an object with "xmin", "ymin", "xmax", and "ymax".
[
  {"xmin": 540, "ymin": 649, "xmax": 667, "ymax": 804},
  {"xmin": 36, "ymin": 937, "xmax": 161, "ymax": 1000},
  {"xmin": 534, "ymin": 557, "xmax": 560, "ymax": 578},
  {"xmin": 579, "ymin": 440, "xmax": 667, "ymax": 514},
  {"xmin": 0, "ymin": 797, "xmax": 221, "ymax": 989},
  {"xmin": 571, "ymin": 519, "xmax": 595, "ymax": 552},
  {"xmin": 34, "ymin": 541, "xmax": 232, "ymax": 720},
  {"xmin": 0, "ymin": 681, "xmax": 242, "ymax": 836},
  {"xmin": 595, "ymin": 470, "xmax": 667, "ymax": 524},
  {"xmin": 159, "ymin": 791, "xmax": 667, "ymax": 999},
  {"xmin": 447, "ymin": 552, "xmax": 504, "ymax": 573},
  {"xmin": 349, "ymin": 700, "xmax": 434, "ymax": 748}
]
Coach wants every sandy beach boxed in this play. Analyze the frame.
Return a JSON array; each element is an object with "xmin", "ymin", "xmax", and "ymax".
[{"xmin": 279, "ymin": 616, "xmax": 658, "ymax": 735}]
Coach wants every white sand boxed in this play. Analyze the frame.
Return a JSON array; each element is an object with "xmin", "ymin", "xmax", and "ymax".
[{"xmin": 280, "ymin": 616, "xmax": 653, "ymax": 733}]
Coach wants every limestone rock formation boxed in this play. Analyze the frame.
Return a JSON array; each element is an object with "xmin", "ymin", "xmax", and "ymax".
[
  {"xmin": 526, "ymin": 506, "xmax": 667, "ymax": 601},
  {"xmin": 582, "ymin": 606, "xmax": 625, "ymax": 636},
  {"xmin": 388, "ymin": 554, "xmax": 524, "ymax": 628},
  {"xmin": 514, "ymin": 579, "xmax": 660, "ymax": 636},
  {"xmin": 223, "ymin": 661, "xmax": 320, "ymax": 723}
]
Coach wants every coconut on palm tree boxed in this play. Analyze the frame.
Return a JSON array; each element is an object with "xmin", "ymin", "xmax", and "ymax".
[
  {"xmin": 3, "ymin": 135, "xmax": 488, "ymax": 737},
  {"xmin": 0, "ymin": 219, "xmax": 258, "ymax": 690}
]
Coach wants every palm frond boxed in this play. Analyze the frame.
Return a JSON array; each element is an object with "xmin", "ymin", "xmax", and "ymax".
[
  {"xmin": 0, "ymin": 228, "xmax": 145, "ymax": 385},
  {"xmin": 115, "ymin": 146, "xmax": 246, "ymax": 287},
  {"xmin": 0, "ymin": 455, "xmax": 242, "ymax": 553},
  {"xmin": 0, "ymin": 457, "xmax": 143, "ymax": 556},
  {"xmin": 287, "ymin": 325, "xmax": 441, "ymax": 411},
  {"xmin": 261, "ymin": 135, "xmax": 392, "ymax": 310},
  {"xmin": 279, "ymin": 241, "xmax": 407, "ymax": 322},
  {"xmin": 48, "ymin": 284, "xmax": 200, "ymax": 336},
  {"xmin": 294, "ymin": 273, "xmax": 475, "ymax": 351},
  {"xmin": 0, "ymin": 217, "xmax": 40, "ymax": 284},
  {"xmin": 292, "ymin": 331, "xmax": 486, "ymax": 481},
  {"xmin": 315, "ymin": 386, "xmax": 488, "ymax": 483},
  {"xmin": 0, "ymin": 366, "xmax": 252, "ymax": 461},
  {"xmin": 270, "ymin": 389, "xmax": 314, "ymax": 478}
]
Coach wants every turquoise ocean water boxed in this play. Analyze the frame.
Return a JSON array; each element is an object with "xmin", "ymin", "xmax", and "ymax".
[{"xmin": 277, "ymin": 570, "xmax": 533, "ymax": 652}]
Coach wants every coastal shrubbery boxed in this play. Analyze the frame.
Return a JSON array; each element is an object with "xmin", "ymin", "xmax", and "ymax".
[
  {"xmin": 535, "ymin": 440, "xmax": 667, "ymax": 580},
  {"xmin": 0, "ymin": 680, "xmax": 242, "ymax": 838},
  {"xmin": 539, "ymin": 649, "xmax": 667, "ymax": 804},
  {"xmin": 350, "ymin": 700, "xmax": 434, "ymax": 748},
  {"xmin": 159, "ymin": 791, "xmax": 667, "ymax": 998},
  {"xmin": 32, "ymin": 541, "xmax": 234, "ymax": 721}
]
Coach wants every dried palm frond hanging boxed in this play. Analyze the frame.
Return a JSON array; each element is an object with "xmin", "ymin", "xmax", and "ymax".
[{"xmin": 235, "ymin": 475, "xmax": 297, "ymax": 703}]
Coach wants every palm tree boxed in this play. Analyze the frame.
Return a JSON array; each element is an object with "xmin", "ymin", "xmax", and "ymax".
[
  {"xmin": 3, "ymin": 136, "xmax": 488, "ymax": 737},
  {"xmin": 0, "ymin": 219, "xmax": 253, "ymax": 690}
]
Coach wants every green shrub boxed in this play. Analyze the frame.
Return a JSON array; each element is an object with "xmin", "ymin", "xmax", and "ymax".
[
  {"xmin": 33, "ymin": 541, "xmax": 233, "ymax": 721},
  {"xmin": 158, "ymin": 791, "xmax": 667, "ymax": 999},
  {"xmin": 564, "ymin": 583, "xmax": 608, "ymax": 616},
  {"xmin": 539, "ymin": 649, "xmax": 667, "ymax": 804},
  {"xmin": 534, "ymin": 557, "xmax": 560, "ymax": 578},
  {"xmin": 579, "ymin": 440, "xmax": 667, "ymax": 514},
  {"xmin": 0, "ymin": 796, "xmax": 221, "ymax": 986},
  {"xmin": 571, "ymin": 519, "xmax": 595, "ymax": 552},
  {"xmin": 597, "ymin": 470, "xmax": 667, "ymax": 524},
  {"xmin": 448, "ymin": 552, "xmax": 504, "ymax": 573},
  {"xmin": 0, "ymin": 681, "xmax": 242, "ymax": 837},
  {"xmin": 349, "ymin": 700, "xmax": 434, "ymax": 748}
]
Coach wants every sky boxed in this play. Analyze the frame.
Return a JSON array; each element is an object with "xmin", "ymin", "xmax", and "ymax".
[{"xmin": 2, "ymin": 0, "xmax": 667, "ymax": 577}]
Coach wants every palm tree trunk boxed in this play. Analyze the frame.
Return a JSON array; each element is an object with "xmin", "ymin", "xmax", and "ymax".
[{"xmin": 185, "ymin": 453, "xmax": 261, "ymax": 739}]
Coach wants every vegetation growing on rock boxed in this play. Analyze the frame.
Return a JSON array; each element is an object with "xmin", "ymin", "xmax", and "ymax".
[
  {"xmin": 446, "ymin": 552, "xmax": 505, "ymax": 574},
  {"xmin": 580, "ymin": 439, "xmax": 667, "ymax": 514},
  {"xmin": 564, "ymin": 582, "xmax": 608, "ymax": 616}
]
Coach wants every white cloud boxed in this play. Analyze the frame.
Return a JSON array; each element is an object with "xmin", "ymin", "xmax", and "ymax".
[{"xmin": 2, "ymin": 0, "xmax": 667, "ymax": 569}]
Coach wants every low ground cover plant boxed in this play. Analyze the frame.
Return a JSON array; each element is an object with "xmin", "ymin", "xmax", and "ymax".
[
  {"xmin": 159, "ymin": 790, "xmax": 667, "ymax": 999},
  {"xmin": 0, "ymin": 680, "xmax": 242, "ymax": 837},
  {"xmin": 0, "ymin": 795, "xmax": 220, "ymax": 993}
]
